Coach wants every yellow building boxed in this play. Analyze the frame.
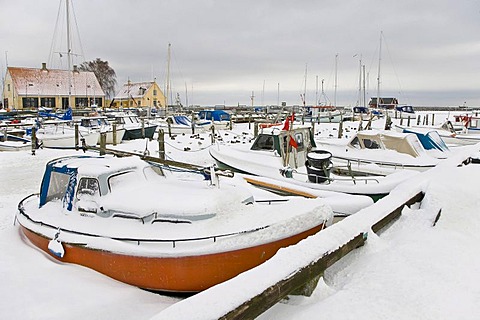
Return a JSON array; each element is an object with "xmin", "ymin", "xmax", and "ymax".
[
  {"xmin": 113, "ymin": 80, "xmax": 166, "ymax": 110},
  {"xmin": 2, "ymin": 63, "xmax": 104, "ymax": 110}
]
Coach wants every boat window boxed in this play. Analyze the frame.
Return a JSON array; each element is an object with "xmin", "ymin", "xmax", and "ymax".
[
  {"xmin": 46, "ymin": 172, "xmax": 71, "ymax": 203},
  {"xmin": 251, "ymin": 134, "xmax": 275, "ymax": 151},
  {"xmin": 143, "ymin": 166, "xmax": 165, "ymax": 180},
  {"xmin": 294, "ymin": 132, "xmax": 304, "ymax": 150},
  {"xmin": 108, "ymin": 171, "xmax": 137, "ymax": 192},
  {"xmin": 76, "ymin": 178, "xmax": 100, "ymax": 199},
  {"xmin": 350, "ymin": 137, "xmax": 361, "ymax": 149},
  {"xmin": 362, "ymin": 138, "xmax": 381, "ymax": 149}
]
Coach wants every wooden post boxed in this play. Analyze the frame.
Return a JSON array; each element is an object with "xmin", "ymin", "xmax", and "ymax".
[
  {"xmin": 417, "ymin": 115, "xmax": 421, "ymax": 125},
  {"xmin": 167, "ymin": 120, "xmax": 172, "ymax": 138},
  {"xmin": 31, "ymin": 127, "xmax": 36, "ymax": 156},
  {"xmin": 141, "ymin": 118, "xmax": 145, "ymax": 138},
  {"xmin": 229, "ymin": 116, "xmax": 233, "ymax": 130},
  {"xmin": 248, "ymin": 113, "xmax": 252, "ymax": 130},
  {"xmin": 112, "ymin": 123, "xmax": 117, "ymax": 146},
  {"xmin": 191, "ymin": 114, "xmax": 196, "ymax": 135},
  {"xmin": 254, "ymin": 122, "xmax": 259, "ymax": 137},
  {"xmin": 400, "ymin": 117, "xmax": 404, "ymax": 126},
  {"xmin": 432, "ymin": 113, "xmax": 435, "ymax": 125},
  {"xmin": 407, "ymin": 116, "xmax": 411, "ymax": 127},
  {"xmin": 74, "ymin": 124, "xmax": 79, "ymax": 150},
  {"xmin": 337, "ymin": 120, "xmax": 343, "ymax": 138},
  {"xmin": 425, "ymin": 114, "xmax": 429, "ymax": 126},
  {"xmin": 211, "ymin": 125, "xmax": 216, "ymax": 144},
  {"xmin": 157, "ymin": 129, "xmax": 165, "ymax": 160},
  {"xmin": 2, "ymin": 127, "xmax": 7, "ymax": 142},
  {"xmin": 99, "ymin": 133, "xmax": 106, "ymax": 156}
]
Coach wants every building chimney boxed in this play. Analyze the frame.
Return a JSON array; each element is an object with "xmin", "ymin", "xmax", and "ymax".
[
  {"xmin": 41, "ymin": 62, "xmax": 47, "ymax": 71},
  {"xmin": 73, "ymin": 65, "xmax": 79, "ymax": 73}
]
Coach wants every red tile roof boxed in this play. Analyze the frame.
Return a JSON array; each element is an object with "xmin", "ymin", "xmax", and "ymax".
[{"xmin": 8, "ymin": 66, "xmax": 104, "ymax": 97}]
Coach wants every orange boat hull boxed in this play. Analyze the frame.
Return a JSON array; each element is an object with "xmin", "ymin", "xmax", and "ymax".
[{"xmin": 20, "ymin": 223, "xmax": 323, "ymax": 292}]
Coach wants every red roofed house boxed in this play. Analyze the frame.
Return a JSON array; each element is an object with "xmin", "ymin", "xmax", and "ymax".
[{"xmin": 2, "ymin": 63, "xmax": 104, "ymax": 110}]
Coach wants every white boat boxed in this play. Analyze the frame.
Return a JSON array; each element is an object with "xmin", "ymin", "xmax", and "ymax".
[
  {"xmin": 198, "ymin": 110, "xmax": 232, "ymax": 130},
  {"xmin": 154, "ymin": 115, "xmax": 212, "ymax": 134},
  {"xmin": 210, "ymin": 122, "xmax": 417, "ymax": 202},
  {"xmin": 315, "ymin": 129, "xmax": 448, "ymax": 175},
  {"xmin": 16, "ymin": 155, "xmax": 332, "ymax": 293},
  {"xmin": 0, "ymin": 132, "xmax": 32, "ymax": 151},
  {"xmin": 107, "ymin": 112, "xmax": 157, "ymax": 140},
  {"xmin": 79, "ymin": 116, "xmax": 125, "ymax": 144},
  {"xmin": 34, "ymin": 120, "xmax": 100, "ymax": 149}
]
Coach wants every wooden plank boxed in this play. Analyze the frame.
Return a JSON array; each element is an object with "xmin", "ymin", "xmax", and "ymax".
[
  {"xmin": 220, "ymin": 233, "xmax": 366, "ymax": 320},
  {"xmin": 371, "ymin": 191, "xmax": 424, "ymax": 234}
]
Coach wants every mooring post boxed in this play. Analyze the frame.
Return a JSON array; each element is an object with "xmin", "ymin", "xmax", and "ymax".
[
  {"xmin": 167, "ymin": 121, "xmax": 172, "ymax": 138},
  {"xmin": 432, "ymin": 113, "xmax": 435, "ymax": 125},
  {"xmin": 400, "ymin": 117, "xmax": 404, "ymax": 126},
  {"xmin": 248, "ymin": 113, "xmax": 252, "ymax": 130},
  {"xmin": 74, "ymin": 123, "xmax": 79, "ymax": 150},
  {"xmin": 407, "ymin": 116, "xmax": 411, "ymax": 127},
  {"xmin": 141, "ymin": 118, "xmax": 145, "ymax": 138},
  {"xmin": 2, "ymin": 127, "xmax": 7, "ymax": 142},
  {"xmin": 337, "ymin": 120, "xmax": 343, "ymax": 138},
  {"xmin": 417, "ymin": 115, "xmax": 421, "ymax": 125},
  {"xmin": 112, "ymin": 123, "xmax": 117, "ymax": 146},
  {"xmin": 191, "ymin": 113, "xmax": 196, "ymax": 135},
  {"xmin": 99, "ymin": 133, "xmax": 106, "ymax": 156},
  {"xmin": 157, "ymin": 129, "xmax": 165, "ymax": 160},
  {"xmin": 31, "ymin": 127, "xmax": 36, "ymax": 156},
  {"xmin": 254, "ymin": 122, "xmax": 259, "ymax": 138},
  {"xmin": 211, "ymin": 125, "xmax": 216, "ymax": 144}
]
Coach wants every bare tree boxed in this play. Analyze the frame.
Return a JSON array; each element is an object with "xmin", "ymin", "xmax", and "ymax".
[{"xmin": 79, "ymin": 58, "xmax": 117, "ymax": 100}]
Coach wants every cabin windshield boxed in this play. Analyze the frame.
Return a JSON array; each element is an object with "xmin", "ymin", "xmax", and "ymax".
[
  {"xmin": 46, "ymin": 171, "xmax": 71, "ymax": 203},
  {"xmin": 76, "ymin": 178, "xmax": 100, "ymax": 199},
  {"xmin": 251, "ymin": 134, "xmax": 275, "ymax": 151},
  {"xmin": 362, "ymin": 138, "xmax": 381, "ymax": 149}
]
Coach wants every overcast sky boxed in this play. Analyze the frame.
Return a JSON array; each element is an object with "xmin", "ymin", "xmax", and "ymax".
[{"xmin": 1, "ymin": 0, "xmax": 479, "ymax": 107}]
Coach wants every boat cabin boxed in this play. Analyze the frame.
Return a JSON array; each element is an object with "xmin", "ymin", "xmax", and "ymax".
[
  {"xmin": 39, "ymin": 156, "xmax": 165, "ymax": 218},
  {"xmin": 348, "ymin": 131, "xmax": 426, "ymax": 158},
  {"xmin": 251, "ymin": 126, "xmax": 316, "ymax": 168}
]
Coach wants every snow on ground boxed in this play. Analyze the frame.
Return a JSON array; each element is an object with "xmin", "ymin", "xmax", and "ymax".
[{"xmin": 1, "ymin": 112, "xmax": 479, "ymax": 319}]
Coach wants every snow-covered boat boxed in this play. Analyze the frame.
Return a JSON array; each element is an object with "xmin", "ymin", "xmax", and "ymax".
[
  {"xmin": 0, "ymin": 132, "xmax": 32, "ymax": 151},
  {"xmin": 79, "ymin": 116, "xmax": 126, "ymax": 144},
  {"xmin": 209, "ymin": 122, "xmax": 418, "ymax": 201},
  {"xmin": 34, "ymin": 120, "xmax": 100, "ymax": 149},
  {"xmin": 106, "ymin": 113, "xmax": 157, "ymax": 140},
  {"xmin": 315, "ymin": 129, "xmax": 448, "ymax": 175},
  {"xmin": 16, "ymin": 155, "xmax": 332, "ymax": 293},
  {"xmin": 154, "ymin": 115, "xmax": 212, "ymax": 134},
  {"xmin": 198, "ymin": 110, "xmax": 232, "ymax": 130}
]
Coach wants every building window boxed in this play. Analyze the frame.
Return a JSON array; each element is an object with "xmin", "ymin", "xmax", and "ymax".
[
  {"xmin": 153, "ymin": 89, "xmax": 157, "ymax": 96},
  {"xmin": 7, "ymin": 84, "xmax": 10, "ymax": 91},
  {"xmin": 41, "ymin": 97, "xmax": 56, "ymax": 108}
]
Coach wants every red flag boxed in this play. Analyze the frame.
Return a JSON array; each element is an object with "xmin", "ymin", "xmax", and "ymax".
[
  {"xmin": 289, "ymin": 135, "xmax": 298, "ymax": 148},
  {"xmin": 282, "ymin": 113, "xmax": 295, "ymax": 131}
]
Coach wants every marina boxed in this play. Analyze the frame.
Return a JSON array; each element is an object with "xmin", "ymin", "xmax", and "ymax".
[{"xmin": 1, "ymin": 0, "xmax": 480, "ymax": 319}]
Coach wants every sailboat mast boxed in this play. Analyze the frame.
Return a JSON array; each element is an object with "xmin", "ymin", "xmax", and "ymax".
[
  {"xmin": 66, "ymin": 0, "xmax": 72, "ymax": 108},
  {"xmin": 376, "ymin": 31, "xmax": 382, "ymax": 109},
  {"xmin": 166, "ymin": 43, "xmax": 171, "ymax": 109},
  {"xmin": 334, "ymin": 54, "xmax": 338, "ymax": 108}
]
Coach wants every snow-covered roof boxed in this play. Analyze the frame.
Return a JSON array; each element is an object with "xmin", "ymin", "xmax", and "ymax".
[
  {"xmin": 115, "ymin": 81, "xmax": 154, "ymax": 99},
  {"xmin": 8, "ymin": 66, "xmax": 104, "ymax": 97}
]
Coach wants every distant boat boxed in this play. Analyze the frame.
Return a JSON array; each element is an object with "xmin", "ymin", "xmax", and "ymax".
[
  {"xmin": 79, "ymin": 115, "xmax": 125, "ymax": 144},
  {"xmin": 198, "ymin": 110, "xmax": 231, "ymax": 130},
  {"xmin": 16, "ymin": 155, "xmax": 332, "ymax": 292},
  {"xmin": 153, "ymin": 115, "xmax": 212, "ymax": 134},
  {"xmin": 0, "ymin": 132, "xmax": 31, "ymax": 151},
  {"xmin": 106, "ymin": 112, "xmax": 157, "ymax": 140}
]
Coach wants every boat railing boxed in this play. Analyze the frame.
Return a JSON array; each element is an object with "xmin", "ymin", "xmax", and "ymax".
[
  {"xmin": 304, "ymin": 171, "xmax": 380, "ymax": 185},
  {"xmin": 17, "ymin": 194, "xmax": 271, "ymax": 248}
]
